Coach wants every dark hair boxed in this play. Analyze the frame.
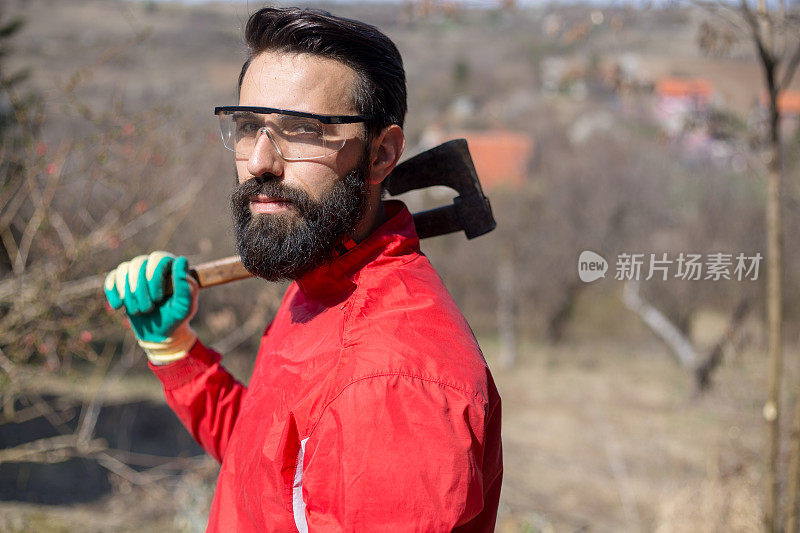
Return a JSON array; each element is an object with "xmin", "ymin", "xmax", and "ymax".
[{"xmin": 239, "ymin": 7, "xmax": 407, "ymax": 140}]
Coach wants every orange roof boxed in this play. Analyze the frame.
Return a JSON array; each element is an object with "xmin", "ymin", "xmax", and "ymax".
[
  {"xmin": 450, "ymin": 130, "xmax": 535, "ymax": 188},
  {"xmin": 780, "ymin": 91, "xmax": 800, "ymax": 114},
  {"xmin": 655, "ymin": 77, "xmax": 714, "ymax": 99},
  {"xmin": 760, "ymin": 90, "xmax": 800, "ymax": 115}
]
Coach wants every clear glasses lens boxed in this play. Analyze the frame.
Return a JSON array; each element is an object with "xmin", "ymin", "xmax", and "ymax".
[{"xmin": 218, "ymin": 110, "xmax": 349, "ymax": 160}]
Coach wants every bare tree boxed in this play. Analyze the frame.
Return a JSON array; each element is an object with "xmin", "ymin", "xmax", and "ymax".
[
  {"xmin": 696, "ymin": 1, "xmax": 800, "ymax": 530},
  {"xmin": 0, "ymin": 8, "xmax": 229, "ymax": 506}
]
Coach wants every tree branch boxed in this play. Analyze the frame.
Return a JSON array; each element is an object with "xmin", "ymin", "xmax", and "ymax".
[
  {"xmin": 0, "ymin": 434, "xmax": 106, "ymax": 465},
  {"xmin": 696, "ymin": 1, "xmax": 751, "ymax": 36},
  {"xmin": 622, "ymin": 281, "xmax": 698, "ymax": 369},
  {"xmin": 779, "ymin": 39, "xmax": 800, "ymax": 90},
  {"xmin": 741, "ymin": 0, "xmax": 777, "ymax": 75},
  {"xmin": 694, "ymin": 298, "xmax": 751, "ymax": 393}
]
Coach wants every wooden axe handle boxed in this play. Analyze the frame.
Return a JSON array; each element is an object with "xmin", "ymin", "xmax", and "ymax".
[{"xmin": 189, "ymin": 256, "xmax": 251, "ymax": 288}]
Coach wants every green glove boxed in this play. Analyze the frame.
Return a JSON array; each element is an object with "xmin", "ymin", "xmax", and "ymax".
[{"xmin": 105, "ymin": 252, "xmax": 198, "ymax": 365}]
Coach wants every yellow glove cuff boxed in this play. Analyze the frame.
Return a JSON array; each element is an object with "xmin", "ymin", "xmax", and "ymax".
[{"xmin": 138, "ymin": 323, "xmax": 198, "ymax": 365}]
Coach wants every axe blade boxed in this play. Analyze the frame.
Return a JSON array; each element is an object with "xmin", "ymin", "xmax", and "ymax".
[{"xmin": 385, "ymin": 139, "xmax": 496, "ymax": 240}]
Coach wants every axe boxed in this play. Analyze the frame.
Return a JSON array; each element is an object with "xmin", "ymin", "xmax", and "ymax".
[{"xmin": 186, "ymin": 138, "xmax": 495, "ymax": 289}]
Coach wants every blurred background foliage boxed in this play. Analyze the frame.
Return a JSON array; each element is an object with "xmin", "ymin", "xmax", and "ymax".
[{"xmin": 0, "ymin": 0, "xmax": 799, "ymax": 531}]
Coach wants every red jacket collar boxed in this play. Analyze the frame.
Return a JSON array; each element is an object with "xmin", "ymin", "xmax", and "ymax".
[{"xmin": 295, "ymin": 200, "xmax": 420, "ymax": 302}]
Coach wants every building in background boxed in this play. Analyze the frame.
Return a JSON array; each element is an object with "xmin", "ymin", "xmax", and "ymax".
[
  {"xmin": 653, "ymin": 77, "xmax": 715, "ymax": 138},
  {"xmin": 418, "ymin": 125, "xmax": 536, "ymax": 189}
]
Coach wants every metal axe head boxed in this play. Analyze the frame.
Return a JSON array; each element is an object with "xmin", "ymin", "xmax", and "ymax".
[{"xmin": 384, "ymin": 139, "xmax": 496, "ymax": 240}]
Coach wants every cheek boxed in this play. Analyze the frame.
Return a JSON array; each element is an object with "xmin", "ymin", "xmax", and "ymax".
[
  {"xmin": 284, "ymin": 163, "xmax": 338, "ymax": 201},
  {"xmin": 235, "ymin": 161, "xmax": 250, "ymax": 184},
  {"xmin": 329, "ymin": 137, "xmax": 368, "ymax": 177}
]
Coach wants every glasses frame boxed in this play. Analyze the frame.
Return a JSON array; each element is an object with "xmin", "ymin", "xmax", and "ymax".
[
  {"xmin": 214, "ymin": 106, "xmax": 371, "ymax": 124},
  {"xmin": 214, "ymin": 106, "xmax": 371, "ymax": 161}
]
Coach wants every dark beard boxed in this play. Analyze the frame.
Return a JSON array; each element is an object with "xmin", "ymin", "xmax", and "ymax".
[{"xmin": 230, "ymin": 160, "xmax": 371, "ymax": 282}]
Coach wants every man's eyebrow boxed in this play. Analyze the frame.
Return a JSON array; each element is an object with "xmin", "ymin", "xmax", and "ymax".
[{"xmin": 231, "ymin": 111, "xmax": 259, "ymax": 120}]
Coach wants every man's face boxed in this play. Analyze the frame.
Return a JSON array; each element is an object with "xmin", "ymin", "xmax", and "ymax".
[{"xmin": 231, "ymin": 51, "xmax": 371, "ymax": 281}]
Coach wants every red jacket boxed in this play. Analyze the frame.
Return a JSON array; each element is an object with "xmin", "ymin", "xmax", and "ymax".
[{"xmin": 150, "ymin": 200, "xmax": 503, "ymax": 532}]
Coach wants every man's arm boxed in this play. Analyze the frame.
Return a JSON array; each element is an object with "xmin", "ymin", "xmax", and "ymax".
[
  {"xmin": 149, "ymin": 341, "xmax": 247, "ymax": 463},
  {"xmin": 105, "ymin": 253, "xmax": 247, "ymax": 463},
  {"xmin": 299, "ymin": 374, "xmax": 502, "ymax": 532}
]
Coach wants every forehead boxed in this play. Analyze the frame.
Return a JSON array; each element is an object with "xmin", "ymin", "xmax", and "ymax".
[{"xmin": 239, "ymin": 51, "xmax": 360, "ymax": 115}]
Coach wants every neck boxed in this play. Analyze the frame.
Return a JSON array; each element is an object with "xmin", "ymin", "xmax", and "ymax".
[{"xmin": 351, "ymin": 193, "xmax": 386, "ymax": 243}]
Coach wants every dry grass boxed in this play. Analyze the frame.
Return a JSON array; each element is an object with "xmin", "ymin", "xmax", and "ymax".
[{"xmin": 485, "ymin": 334, "xmax": 769, "ymax": 532}]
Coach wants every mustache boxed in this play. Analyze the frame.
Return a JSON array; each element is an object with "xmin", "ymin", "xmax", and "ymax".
[{"xmin": 231, "ymin": 175, "xmax": 314, "ymax": 215}]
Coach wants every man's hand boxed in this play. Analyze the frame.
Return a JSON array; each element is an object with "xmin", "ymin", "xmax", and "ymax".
[{"xmin": 105, "ymin": 252, "xmax": 199, "ymax": 365}]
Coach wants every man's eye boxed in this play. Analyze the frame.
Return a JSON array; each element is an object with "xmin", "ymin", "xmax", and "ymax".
[
  {"xmin": 236, "ymin": 121, "xmax": 261, "ymax": 135},
  {"xmin": 283, "ymin": 120, "xmax": 321, "ymax": 136}
]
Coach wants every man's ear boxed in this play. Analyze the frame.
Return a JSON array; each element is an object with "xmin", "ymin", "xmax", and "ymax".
[{"xmin": 367, "ymin": 125, "xmax": 405, "ymax": 186}]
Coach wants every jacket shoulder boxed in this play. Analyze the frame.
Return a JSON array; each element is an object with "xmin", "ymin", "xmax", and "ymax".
[{"xmin": 341, "ymin": 253, "xmax": 490, "ymax": 401}]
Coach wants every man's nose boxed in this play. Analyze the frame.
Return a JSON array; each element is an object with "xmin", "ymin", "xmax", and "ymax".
[{"xmin": 246, "ymin": 129, "xmax": 284, "ymax": 179}]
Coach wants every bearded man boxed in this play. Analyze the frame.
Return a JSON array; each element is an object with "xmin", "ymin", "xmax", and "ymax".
[{"xmin": 104, "ymin": 7, "xmax": 502, "ymax": 531}]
